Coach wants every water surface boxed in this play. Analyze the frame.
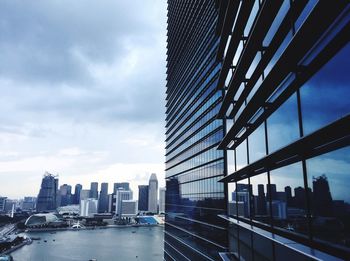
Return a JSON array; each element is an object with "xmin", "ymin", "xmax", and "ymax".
[{"xmin": 12, "ymin": 226, "xmax": 164, "ymax": 261}]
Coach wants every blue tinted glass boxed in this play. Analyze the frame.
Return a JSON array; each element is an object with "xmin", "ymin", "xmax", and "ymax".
[
  {"xmin": 267, "ymin": 93, "xmax": 300, "ymax": 153},
  {"xmin": 306, "ymin": 146, "xmax": 350, "ymax": 250},
  {"xmin": 300, "ymin": 44, "xmax": 350, "ymax": 135}
]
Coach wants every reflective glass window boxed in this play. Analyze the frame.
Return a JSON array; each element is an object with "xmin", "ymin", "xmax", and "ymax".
[
  {"xmin": 300, "ymin": 44, "xmax": 350, "ymax": 135},
  {"xmin": 306, "ymin": 146, "xmax": 350, "ymax": 250}
]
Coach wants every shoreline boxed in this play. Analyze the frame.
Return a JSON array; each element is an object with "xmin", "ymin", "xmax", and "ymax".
[{"xmin": 24, "ymin": 223, "xmax": 162, "ymax": 233}]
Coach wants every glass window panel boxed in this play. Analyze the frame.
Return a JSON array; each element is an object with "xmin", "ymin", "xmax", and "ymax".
[
  {"xmin": 236, "ymin": 140, "xmax": 248, "ymax": 170},
  {"xmin": 250, "ymin": 173, "xmax": 270, "ymax": 226},
  {"xmin": 306, "ymin": 146, "xmax": 350, "ymax": 250},
  {"xmin": 233, "ymin": 179, "xmax": 251, "ymax": 219},
  {"xmin": 267, "ymin": 93, "xmax": 300, "ymax": 153},
  {"xmin": 269, "ymin": 163, "xmax": 309, "ymax": 237},
  {"xmin": 248, "ymin": 123, "xmax": 266, "ymax": 163},
  {"xmin": 300, "ymin": 44, "xmax": 350, "ymax": 135}
]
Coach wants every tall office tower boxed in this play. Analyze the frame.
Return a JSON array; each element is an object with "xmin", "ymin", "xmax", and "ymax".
[
  {"xmin": 59, "ymin": 184, "xmax": 72, "ymax": 206},
  {"xmin": 98, "ymin": 182, "xmax": 109, "ymax": 213},
  {"xmin": 80, "ymin": 198, "xmax": 98, "ymax": 217},
  {"xmin": 74, "ymin": 184, "xmax": 82, "ymax": 204},
  {"xmin": 0, "ymin": 197, "xmax": 7, "ymax": 212},
  {"xmin": 148, "ymin": 173, "xmax": 158, "ymax": 214},
  {"xmin": 22, "ymin": 197, "xmax": 36, "ymax": 211},
  {"xmin": 158, "ymin": 187, "xmax": 166, "ymax": 214},
  {"xmin": 90, "ymin": 182, "xmax": 98, "ymax": 199},
  {"xmin": 36, "ymin": 172, "xmax": 59, "ymax": 212},
  {"xmin": 115, "ymin": 189, "xmax": 133, "ymax": 217},
  {"xmin": 113, "ymin": 182, "xmax": 130, "ymax": 194},
  {"xmin": 217, "ymin": 1, "xmax": 350, "ymax": 260},
  {"xmin": 165, "ymin": 1, "xmax": 228, "ymax": 259},
  {"xmin": 138, "ymin": 185, "xmax": 149, "ymax": 212},
  {"xmin": 79, "ymin": 189, "xmax": 90, "ymax": 201}
]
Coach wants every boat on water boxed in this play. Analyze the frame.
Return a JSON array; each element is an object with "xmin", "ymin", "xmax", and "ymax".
[{"xmin": 31, "ymin": 237, "xmax": 41, "ymax": 240}]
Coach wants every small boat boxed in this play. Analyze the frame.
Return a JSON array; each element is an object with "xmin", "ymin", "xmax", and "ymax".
[
  {"xmin": 44, "ymin": 240, "xmax": 47, "ymax": 242},
  {"xmin": 132, "ymin": 231, "xmax": 136, "ymax": 233}
]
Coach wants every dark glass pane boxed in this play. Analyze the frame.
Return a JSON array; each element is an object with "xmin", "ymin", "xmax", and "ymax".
[
  {"xmin": 306, "ymin": 146, "xmax": 350, "ymax": 250},
  {"xmin": 300, "ymin": 44, "xmax": 350, "ymax": 135},
  {"xmin": 269, "ymin": 163, "xmax": 309, "ymax": 236}
]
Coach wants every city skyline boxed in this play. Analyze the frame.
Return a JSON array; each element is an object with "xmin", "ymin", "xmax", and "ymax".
[{"xmin": 0, "ymin": 0, "xmax": 167, "ymax": 199}]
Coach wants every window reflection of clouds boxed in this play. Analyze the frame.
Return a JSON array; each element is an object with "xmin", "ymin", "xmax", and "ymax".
[
  {"xmin": 301, "ymin": 44, "xmax": 350, "ymax": 135},
  {"xmin": 267, "ymin": 93, "xmax": 299, "ymax": 153}
]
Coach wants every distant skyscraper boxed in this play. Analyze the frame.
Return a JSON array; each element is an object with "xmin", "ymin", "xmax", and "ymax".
[
  {"xmin": 138, "ymin": 185, "xmax": 148, "ymax": 212},
  {"xmin": 80, "ymin": 189, "xmax": 90, "ymax": 201},
  {"xmin": 313, "ymin": 174, "xmax": 333, "ymax": 217},
  {"xmin": 74, "ymin": 184, "xmax": 82, "ymax": 204},
  {"xmin": 115, "ymin": 189, "xmax": 133, "ymax": 217},
  {"xmin": 59, "ymin": 184, "xmax": 72, "ymax": 206},
  {"xmin": 80, "ymin": 198, "xmax": 98, "ymax": 217},
  {"xmin": 113, "ymin": 182, "xmax": 130, "ymax": 194},
  {"xmin": 90, "ymin": 182, "xmax": 98, "ymax": 199},
  {"xmin": 121, "ymin": 200, "xmax": 138, "ymax": 217},
  {"xmin": 0, "ymin": 197, "xmax": 7, "ymax": 212},
  {"xmin": 22, "ymin": 197, "xmax": 36, "ymax": 211},
  {"xmin": 98, "ymin": 182, "xmax": 109, "ymax": 213},
  {"xmin": 148, "ymin": 173, "xmax": 158, "ymax": 214},
  {"xmin": 36, "ymin": 172, "xmax": 59, "ymax": 212},
  {"xmin": 159, "ymin": 187, "xmax": 166, "ymax": 214}
]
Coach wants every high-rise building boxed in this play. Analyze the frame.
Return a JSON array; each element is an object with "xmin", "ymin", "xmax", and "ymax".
[
  {"xmin": 148, "ymin": 173, "xmax": 158, "ymax": 214},
  {"xmin": 158, "ymin": 187, "xmax": 166, "ymax": 214},
  {"xmin": 98, "ymin": 182, "xmax": 109, "ymax": 213},
  {"xmin": 22, "ymin": 197, "xmax": 36, "ymax": 211},
  {"xmin": 165, "ymin": 1, "xmax": 227, "ymax": 259},
  {"xmin": 36, "ymin": 172, "xmax": 59, "ymax": 212},
  {"xmin": 90, "ymin": 182, "xmax": 98, "ymax": 199},
  {"xmin": 0, "ymin": 197, "xmax": 7, "ymax": 213},
  {"xmin": 121, "ymin": 200, "xmax": 138, "ymax": 217},
  {"xmin": 138, "ymin": 185, "xmax": 149, "ymax": 212},
  {"xmin": 113, "ymin": 182, "xmax": 130, "ymax": 194},
  {"xmin": 79, "ymin": 189, "xmax": 90, "ymax": 201},
  {"xmin": 74, "ymin": 184, "xmax": 82, "ymax": 204},
  {"xmin": 217, "ymin": 1, "xmax": 350, "ymax": 260},
  {"xmin": 115, "ymin": 189, "xmax": 133, "ymax": 217},
  {"xmin": 59, "ymin": 184, "xmax": 72, "ymax": 206},
  {"xmin": 80, "ymin": 198, "xmax": 98, "ymax": 217}
]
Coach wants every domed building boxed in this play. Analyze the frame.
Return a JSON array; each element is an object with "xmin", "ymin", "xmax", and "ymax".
[{"xmin": 25, "ymin": 213, "xmax": 64, "ymax": 228}]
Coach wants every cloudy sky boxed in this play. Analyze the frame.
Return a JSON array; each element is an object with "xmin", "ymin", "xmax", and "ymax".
[{"xmin": 0, "ymin": 0, "xmax": 167, "ymax": 199}]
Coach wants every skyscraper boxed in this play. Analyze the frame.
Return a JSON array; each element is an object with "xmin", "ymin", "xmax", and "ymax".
[
  {"xmin": 36, "ymin": 172, "xmax": 59, "ymax": 212},
  {"xmin": 148, "ymin": 173, "xmax": 158, "ymax": 214},
  {"xmin": 90, "ymin": 182, "xmax": 98, "ymax": 199},
  {"xmin": 59, "ymin": 184, "xmax": 72, "ymax": 206},
  {"xmin": 165, "ymin": 1, "xmax": 227, "ymax": 259},
  {"xmin": 138, "ymin": 185, "xmax": 149, "ymax": 212},
  {"xmin": 113, "ymin": 182, "xmax": 130, "ymax": 194},
  {"xmin": 115, "ymin": 189, "xmax": 133, "ymax": 217},
  {"xmin": 158, "ymin": 187, "xmax": 166, "ymax": 214},
  {"xmin": 98, "ymin": 182, "xmax": 109, "ymax": 213},
  {"xmin": 217, "ymin": 0, "xmax": 350, "ymax": 260},
  {"xmin": 74, "ymin": 184, "xmax": 82, "ymax": 204}
]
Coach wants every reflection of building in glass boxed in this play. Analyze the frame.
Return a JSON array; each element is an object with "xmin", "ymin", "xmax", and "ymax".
[
  {"xmin": 217, "ymin": 1, "xmax": 350, "ymax": 260},
  {"xmin": 164, "ymin": 1, "xmax": 228, "ymax": 259}
]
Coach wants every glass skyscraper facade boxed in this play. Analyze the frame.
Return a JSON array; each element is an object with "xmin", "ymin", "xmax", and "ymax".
[
  {"xmin": 164, "ymin": 1, "xmax": 228, "ymax": 260},
  {"xmin": 217, "ymin": 0, "xmax": 350, "ymax": 260}
]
